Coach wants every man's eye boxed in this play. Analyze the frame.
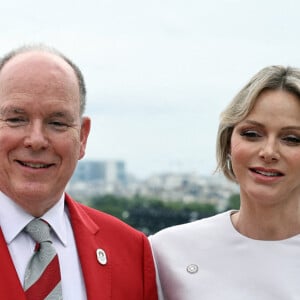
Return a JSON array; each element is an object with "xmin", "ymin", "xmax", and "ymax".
[
  {"xmin": 49, "ymin": 121, "xmax": 69, "ymax": 130},
  {"xmin": 5, "ymin": 118, "xmax": 27, "ymax": 126},
  {"xmin": 50, "ymin": 121, "xmax": 65, "ymax": 126}
]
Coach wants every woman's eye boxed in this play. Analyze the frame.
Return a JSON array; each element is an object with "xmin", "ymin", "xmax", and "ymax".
[
  {"xmin": 282, "ymin": 135, "xmax": 300, "ymax": 145},
  {"xmin": 240, "ymin": 130, "xmax": 261, "ymax": 138}
]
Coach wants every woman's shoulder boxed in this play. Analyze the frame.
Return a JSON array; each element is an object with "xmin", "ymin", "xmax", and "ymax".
[{"xmin": 149, "ymin": 210, "xmax": 234, "ymax": 244}]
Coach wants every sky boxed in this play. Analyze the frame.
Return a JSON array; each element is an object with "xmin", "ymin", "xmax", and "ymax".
[{"xmin": 1, "ymin": 0, "xmax": 300, "ymax": 178}]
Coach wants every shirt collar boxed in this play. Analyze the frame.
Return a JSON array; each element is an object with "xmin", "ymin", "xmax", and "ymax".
[{"xmin": 0, "ymin": 191, "xmax": 67, "ymax": 246}]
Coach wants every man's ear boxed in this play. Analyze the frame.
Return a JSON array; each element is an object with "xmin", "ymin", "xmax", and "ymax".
[{"xmin": 79, "ymin": 116, "xmax": 91, "ymax": 160}]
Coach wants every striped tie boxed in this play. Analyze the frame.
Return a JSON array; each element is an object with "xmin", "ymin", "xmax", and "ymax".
[{"xmin": 24, "ymin": 218, "xmax": 63, "ymax": 300}]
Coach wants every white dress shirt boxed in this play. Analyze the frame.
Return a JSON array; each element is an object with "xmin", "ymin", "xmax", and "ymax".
[{"xmin": 0, "ymin": 191, "xmax": 87, "ymax": 300}]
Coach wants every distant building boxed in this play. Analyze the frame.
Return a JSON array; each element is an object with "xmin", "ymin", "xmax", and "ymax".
[
  {"xmin": 70, "ymin": 160, "xmax": 127, "ymax": 184},
  {"xmin": 67, "ymin": 160, "xmax": 239, "ymax": 210},
  {"xmin": 67, "ymin": 160, "xmax": 127, "ymax": 198},
  {"xmin": 133, "ymin": 172, "xmax": 239, "ymax": 211}
]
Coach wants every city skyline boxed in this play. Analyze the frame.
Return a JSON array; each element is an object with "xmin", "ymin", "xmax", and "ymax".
[{"xmin": 68, "ymin": 159, "xmax": 239, "ymax": 212}]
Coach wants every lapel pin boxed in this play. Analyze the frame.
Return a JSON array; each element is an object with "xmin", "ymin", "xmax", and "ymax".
[
  {"xmin": 96, "ymin": 248, "xmax": 107, "ymax": 265},
  {"xmin": 186, "ymin": 264, "xmax": 198, "ymax": 274}
]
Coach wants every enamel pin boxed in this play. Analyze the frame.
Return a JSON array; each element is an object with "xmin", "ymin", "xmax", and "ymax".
[
  {"xmin": 96, "ymin": 248, "xmax": 107, "ymax": 265},
  {"xmin": 186, "ymin": 264, "xmax": 198, "ymax": 274}
]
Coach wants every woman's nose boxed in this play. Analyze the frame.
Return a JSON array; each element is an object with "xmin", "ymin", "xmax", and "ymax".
[{"xmin": 258, "ymin": 138, "xmax": 280, "ymax": 162}]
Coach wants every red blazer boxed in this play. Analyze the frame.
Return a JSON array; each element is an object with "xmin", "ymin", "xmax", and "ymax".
[{"xmin": 0, "ymin": 193, "xmax": 158, "ymax": 300}]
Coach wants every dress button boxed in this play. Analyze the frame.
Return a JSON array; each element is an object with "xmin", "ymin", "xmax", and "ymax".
[{"xmin": 186, "ymin": 264, "xmax": 198, "ymax": 274}]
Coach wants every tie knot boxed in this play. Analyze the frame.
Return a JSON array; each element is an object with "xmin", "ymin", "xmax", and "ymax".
[{"xmin": 25, "ymin": 218, "xmax": 51, "ymax": 244}]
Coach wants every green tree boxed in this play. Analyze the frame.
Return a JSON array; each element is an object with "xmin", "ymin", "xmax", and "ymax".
[
  {"xmin": 87, "ymin": 195, "xmax": 217, "ymax": 235},
  {"xmin": 226, "ymin": 193, "xmax": 240, "ymax": 210}
]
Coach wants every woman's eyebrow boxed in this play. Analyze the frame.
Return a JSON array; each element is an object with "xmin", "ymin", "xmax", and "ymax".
[{"xmin": 242, "ymin": 119, "xmax": 300, "ymax": 131}]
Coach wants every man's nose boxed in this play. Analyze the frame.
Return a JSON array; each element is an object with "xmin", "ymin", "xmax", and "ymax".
[{"xmin": 23, "ymin": 122, "xmax": 49, "ymax": 150}]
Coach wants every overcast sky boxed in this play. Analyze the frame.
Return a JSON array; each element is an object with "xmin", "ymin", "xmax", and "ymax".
[{"xmin": 1, "ymin": 0, "xmax": 300, "ymax": 178}]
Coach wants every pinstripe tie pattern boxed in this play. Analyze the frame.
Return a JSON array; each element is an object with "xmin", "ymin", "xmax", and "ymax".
[{"xmin": 24, "ymin": 218, "xmax": 63, "ymax": 300}]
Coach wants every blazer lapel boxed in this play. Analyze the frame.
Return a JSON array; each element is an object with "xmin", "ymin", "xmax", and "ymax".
[
  {"xmin": 66, "ymin": 195, "xmax": 111, "ymax": 300},
  {"xmin": 0, "ymin": 229, "xmax": 27, "ymax": 300}
]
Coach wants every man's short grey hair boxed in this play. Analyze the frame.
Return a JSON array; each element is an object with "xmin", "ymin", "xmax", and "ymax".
[{"xmin": 0, "ymin": 44, "xmax": 86, "ymax": 116}]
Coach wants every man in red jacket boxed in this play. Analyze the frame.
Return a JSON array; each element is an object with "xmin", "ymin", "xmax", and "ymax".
[{"xmin": 0, "ymin": 44, "xmax": 158, "ymax": 300}]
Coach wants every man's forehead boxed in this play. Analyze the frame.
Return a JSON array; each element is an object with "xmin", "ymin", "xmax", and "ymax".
[{"xmin": 0, "ymin": 51, "xmax": 79, "ymax": 97}]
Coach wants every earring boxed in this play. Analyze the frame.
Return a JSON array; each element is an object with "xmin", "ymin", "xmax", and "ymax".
[{"xmin": 226, "ymin": 154, "xmax": 232, "ymax": 171}]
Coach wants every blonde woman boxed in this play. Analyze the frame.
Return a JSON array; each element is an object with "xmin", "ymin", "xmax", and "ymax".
[{"xmin": 150, "ymin": 65, "xmax": 300, "ymax": 300}]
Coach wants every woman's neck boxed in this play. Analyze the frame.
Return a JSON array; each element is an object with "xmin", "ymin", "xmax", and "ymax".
[{"xmin": 231, "ymin": 204, "xmax": 300, "ymax": 240}]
